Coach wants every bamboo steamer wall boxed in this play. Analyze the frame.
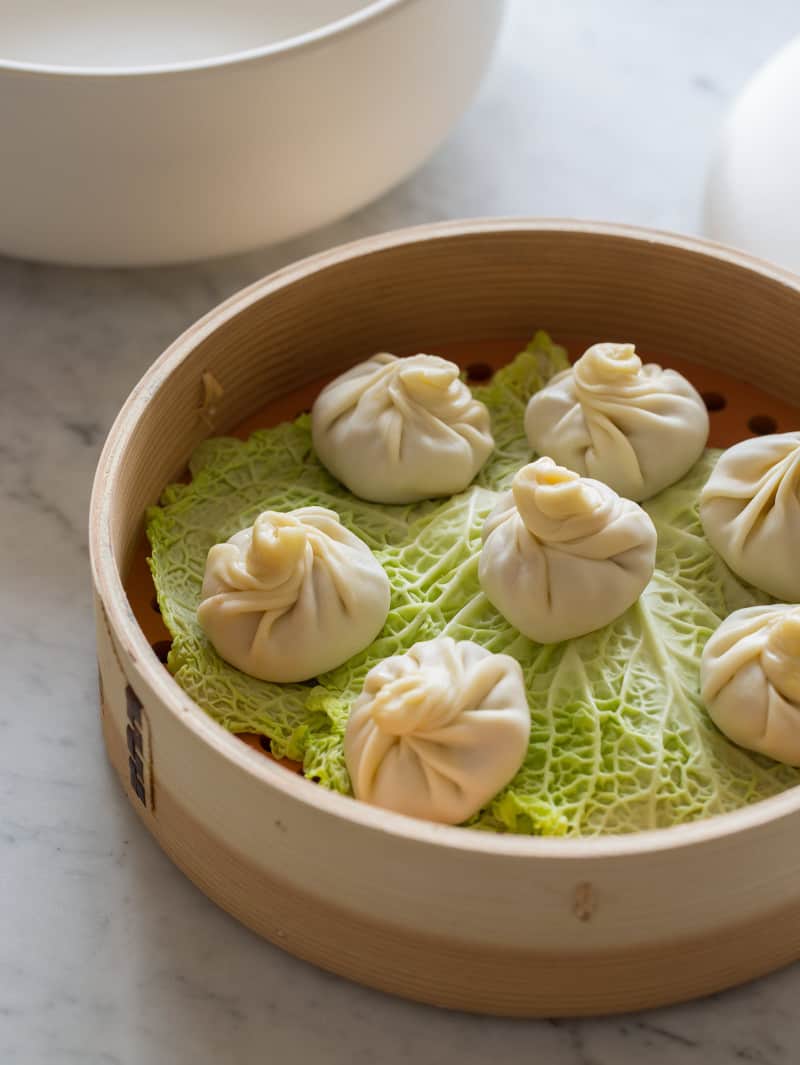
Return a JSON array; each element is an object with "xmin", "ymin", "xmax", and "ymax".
[{"xmin": 90, "ymin": 220, "xmax": 800, "ymax": 1016}]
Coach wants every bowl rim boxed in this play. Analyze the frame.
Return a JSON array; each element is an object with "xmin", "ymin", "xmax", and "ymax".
[
  {"xmin": 0, "ymin": 0, "xmax": 413, "ymax": 79},
  {"xmin": 90, "ymin": 216, "xmax": 800, "ymax": 863}
]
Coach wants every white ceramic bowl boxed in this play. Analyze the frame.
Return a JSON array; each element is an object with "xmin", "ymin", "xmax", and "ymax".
[{"xmin": 0, "ymin": 0, "xmax": 505, "ymax": 266}]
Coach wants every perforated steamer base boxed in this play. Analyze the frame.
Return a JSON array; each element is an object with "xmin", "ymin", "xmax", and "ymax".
[{"xmin": 91, "ymin": 221, "xmax": 800, "ymax": 1017}]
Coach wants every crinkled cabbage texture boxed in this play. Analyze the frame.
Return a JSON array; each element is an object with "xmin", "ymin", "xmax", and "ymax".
[{"xmin": 147, "ymin": 332, "xmax": 800, "ymax": 835}]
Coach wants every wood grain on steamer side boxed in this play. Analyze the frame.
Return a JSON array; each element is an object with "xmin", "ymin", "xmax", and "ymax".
[
  {"xmin": 94, "ymin": 586, "xmax": 800, "ymax": 958},
  {"xmin": 90, "ymin": 220, "xmax": 800, "ymax": 1016},
  {"xmin": 101, "ymin": 699, "xmax": 800, "ymax": 1017}
]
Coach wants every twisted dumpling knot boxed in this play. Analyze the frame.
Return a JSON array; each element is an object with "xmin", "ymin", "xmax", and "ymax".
[
  {"xmin": 575, "ymin": 342, "xmax": 642, "ymax": 386},
  {"xmin": 368, "ymin": 671, "xmax": 456, "ymax": 735},
  {"xmin": 512, "ymin": 457, "xmax": 608, "ymax": 533},
  {"xmin": 396, "ymin": 355, "xmax": 460, "ymax": 399},
  {"xmin": 245, "ymin": 512, "xmax": 308, "ymax": 581}
]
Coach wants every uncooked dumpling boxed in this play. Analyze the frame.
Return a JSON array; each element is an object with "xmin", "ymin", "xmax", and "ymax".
[
  {"xmin": 197, "ymin": 507, "xmax": 390, "ymax": 682},
  {"xmin": 479, "ymin": 457, "xmax": 657, "ymax": 643},
  {"xmin": 311, "ymin": 353, "xmax": 494, "ymax": 503},
  {"xmin": 699, "ymin": 432, "xmax": 800, "ymax": 601},
  {"xmin": 524, "ymin": 342, "xmax": 709, "ymax": 501},
  {"xmin": 701, "ymin": 604, "xmax": 800, "ymax": 764},
  {"xmin": 344, "ymin": 637, "xmax": 530, "ymax": 824}
]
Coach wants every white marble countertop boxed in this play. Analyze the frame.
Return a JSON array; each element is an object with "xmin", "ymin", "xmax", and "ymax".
[{"xmin": 4, "ymin": 1, "xmax": 800, "ymax": 1061}]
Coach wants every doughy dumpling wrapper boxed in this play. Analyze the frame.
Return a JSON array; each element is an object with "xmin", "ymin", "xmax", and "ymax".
[
  {"xmin": 524, "ymin": 342, "xmax": 709, "ymax": 501},
  {"xmin": 479, "ymin": 457, "xmax": 657, "ymax": 643},
  {"xmin": 344, "ymin": 637, "xmax": 530, "ymax": 824},
  {"xmin": 198, "ymin": 507, "xmax": 390, "ymax": 683},
  {"xmin": 700, "ymin": 432, "xmax": 800, "ymax": 601},
  {"xmin": 311, "ymin": 353, "xmax": 494, "ymax": 503},
  {"xmin": 701, "ymin": 605, "xmax": 800, "ymax": 764}
]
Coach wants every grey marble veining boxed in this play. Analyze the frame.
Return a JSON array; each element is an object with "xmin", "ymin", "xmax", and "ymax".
[{"xmin": 3, "ymin": 1, "xmax": 800, "ymax": 1062}]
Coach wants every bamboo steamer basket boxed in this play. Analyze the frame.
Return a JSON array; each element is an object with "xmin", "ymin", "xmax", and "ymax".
[{"xmin": 90, "ymin": 220, "xmax": 800, "ymax": 1017}]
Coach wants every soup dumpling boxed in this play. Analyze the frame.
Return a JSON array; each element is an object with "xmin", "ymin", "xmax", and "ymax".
[
  {"xmin": 524, "ymin": 342, "xmax": 709, "ymax": 501},
  {"xmin": 701, "ymin": 604, "xmax": 800, "ymax": 764},
  {"xmin": 198, "ymin": 507, "xmax": 390, "ymax": 683},
  {"xmin": 700, "ymin": 431, "xmax": 800, "ymax": 601},
  {"xmin": 312, "ymin": 353, "xmax": 494, "ymax": 503},
  {"xmin": 479, "ymin": 457, "xmax": 657, "ymax": 643},
  {"xmin": 344, "ymin": 637, "xmax": 530, "ymax": 824}
]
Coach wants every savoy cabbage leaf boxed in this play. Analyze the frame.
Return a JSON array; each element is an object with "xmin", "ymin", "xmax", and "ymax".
[{"xmin": 147, "ymin": 333, "xmax": 800, "ymax": 834}]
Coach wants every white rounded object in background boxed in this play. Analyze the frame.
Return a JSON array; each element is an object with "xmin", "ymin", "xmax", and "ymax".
[
  {"xmin": 0, "ymin": 0, "xmax": 506, "ymax": 266},
  {"xmin": 705, "ymin": 35, "xmax": 800, "ymax": 274}
]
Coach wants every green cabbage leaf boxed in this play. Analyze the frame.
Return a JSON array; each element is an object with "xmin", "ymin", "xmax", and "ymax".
[{"xmin": 147, "ymin": 333, "xmax": 800, "ymax": 834}]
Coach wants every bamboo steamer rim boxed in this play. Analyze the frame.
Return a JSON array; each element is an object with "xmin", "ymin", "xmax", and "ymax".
[{"xmin": 89, "ymin": 217, "xmax": 800, "ymax": 862}]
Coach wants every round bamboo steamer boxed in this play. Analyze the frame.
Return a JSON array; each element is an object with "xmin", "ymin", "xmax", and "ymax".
[{"xmin": 90, "ymin": 219, "xmax": 800, "ymax": 1017}]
